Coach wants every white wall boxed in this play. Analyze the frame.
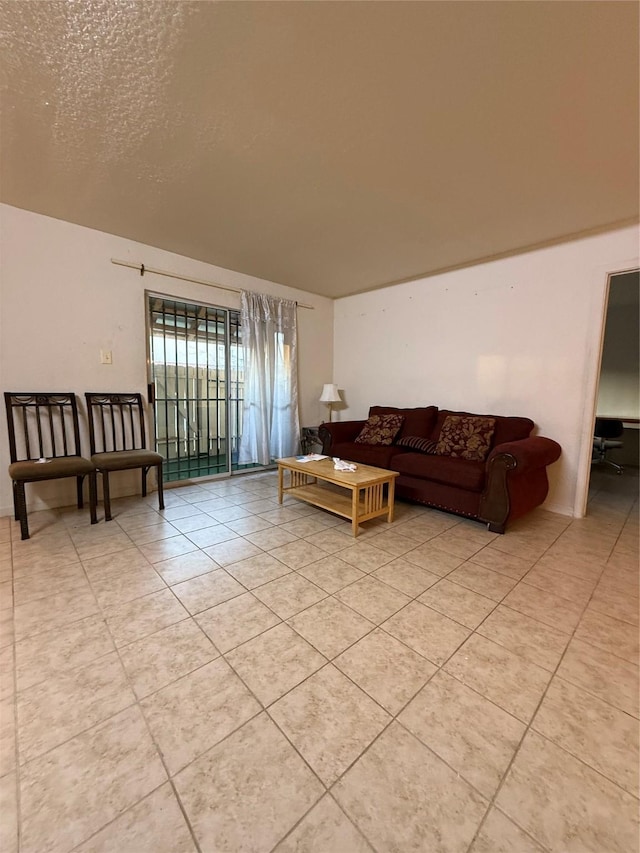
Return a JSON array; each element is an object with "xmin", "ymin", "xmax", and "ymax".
[
  {"xmin": 334, "ymin": 226, "xmax": 639, "ymax": 517},
  {"xmin": 0, "ymin": 204, "xmax": 334, "ymax": 517}
]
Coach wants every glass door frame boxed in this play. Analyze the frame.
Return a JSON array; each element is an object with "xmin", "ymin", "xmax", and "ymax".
[{"xmin": 145, "ymin": 288, "xmax": 256, "ymax": 484}]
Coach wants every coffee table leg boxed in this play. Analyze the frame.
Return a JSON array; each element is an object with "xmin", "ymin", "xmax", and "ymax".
[
  {"xmin": 352, "ymin": 487, "xmax": 359, "ymax": 537},
  {"xmin": 278, "ymin": 465, "xmax": 284, "ymax": 504},
  {"xmin": 387, "ymin": 477, "xmax": 395, "ymax": 523}
]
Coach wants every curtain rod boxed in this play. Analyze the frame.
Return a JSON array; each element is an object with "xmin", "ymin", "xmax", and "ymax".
[{"xmin": 110, "ymin": 258, "xmax": 315, "ymax": 309}]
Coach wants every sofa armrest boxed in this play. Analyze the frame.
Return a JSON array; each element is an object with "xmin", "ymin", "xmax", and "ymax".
[
  {"xmin": 319, "ymin": 420, "xmax": 365, "ymax": 452},
  {"xmin": 479, "ymin": 436, "xmax": 561, "ymax": 533},
  {"xmin": 487, "ymin": 436, "xmax": 562, "ymax": 474}
]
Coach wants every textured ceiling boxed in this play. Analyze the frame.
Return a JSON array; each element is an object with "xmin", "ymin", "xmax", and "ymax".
[{"xmin": 1, "ymin": 1, "xmax": 638, "ymax": 298}]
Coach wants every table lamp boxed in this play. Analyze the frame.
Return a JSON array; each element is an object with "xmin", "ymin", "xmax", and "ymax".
[{"xmin": 319, "ymin": 383, "xmax": 341, "ymax": 422}]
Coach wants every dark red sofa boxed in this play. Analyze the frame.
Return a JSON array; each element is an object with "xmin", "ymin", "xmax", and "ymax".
[{"xmin": 318, "ymin": 405, "xmax": 561, "ymax": 533}]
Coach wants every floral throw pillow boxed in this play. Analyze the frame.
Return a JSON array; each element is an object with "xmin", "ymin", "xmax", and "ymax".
[
  {"xmin": 435, "ymin": 415, "xmax": 496, "ymax": 461},
  {"xmin": 355, "ymin": 414, "xmax": 405, "ymax": 446}
]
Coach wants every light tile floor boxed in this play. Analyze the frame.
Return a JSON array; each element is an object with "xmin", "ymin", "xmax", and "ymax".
[{"xmin": 0, "ymin": 467, "xmax": 638, "ymax": 853}]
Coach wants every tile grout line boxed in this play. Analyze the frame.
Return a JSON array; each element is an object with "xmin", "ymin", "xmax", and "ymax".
[
  {"xmin": 15, "ymin": 514, "xmax": 632, "ymax": 832},
  {"xmin": 9, "ymin": 508, "xmax": 101, "ymax": 853},
  {"xmin": 461, "ymin": 516, "xmax": 610, "ymax": 849},
  {"xmin": 251, "ymin": 542, "xmax": 527, "ymax": 851},
  {"xmin": 14, "ymin": 507, "xmax": 206, "ymax": 853},
  {"xmin": 201, "ymin": 527, "xmax": 480, "ymax": 852},
  {"xmin": 84, "ymin": 570, "xmax": 207, "ymax": 853},
  {"xmin": 5, "ymin": 472, "xmax": 638, "ymax": 852},
  {"xmin": 8, "ymin": 522, "xmax": 22, "ymax": 853},
  {"xmin": 461, "ymin": 511, "xmax": 634, "ymax": 853},
  {"xmin": 75, "ymin": 508, "xmax": 364, "ymax": 851}
]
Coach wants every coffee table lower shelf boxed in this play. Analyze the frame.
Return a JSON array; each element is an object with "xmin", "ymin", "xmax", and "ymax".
[{"xmin": 277, "ymin": 457, "xmax": 398, "ymax": 536}]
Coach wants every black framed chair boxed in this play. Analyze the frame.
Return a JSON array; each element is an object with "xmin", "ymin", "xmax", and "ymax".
[
  {"xmin": 4, "ymin": 392, "xmax": 98, "ymax": 540},
  {"xmin": 85, "ymin": 392, "xmax": 164, "ymax": 521},
  {"xmin": 593, "ymin": 418, "xmax": 624, "ymax": 474}
]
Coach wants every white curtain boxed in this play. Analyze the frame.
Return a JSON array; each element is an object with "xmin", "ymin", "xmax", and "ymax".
[{"xmin": 238, "ymin": 291, "xmax": 301, "ymax": 465}]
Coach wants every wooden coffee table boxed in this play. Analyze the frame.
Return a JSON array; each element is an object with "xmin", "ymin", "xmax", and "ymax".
[{"xmin": 277, "ymin": 456, "xmax": 398, "ymax": 536}]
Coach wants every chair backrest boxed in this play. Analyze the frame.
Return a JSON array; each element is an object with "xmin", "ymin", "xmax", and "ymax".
[
  {"xmin": 85, "ymin": 393, "xmax": 149, "ymax": 454},
  {"xmin": 594, "ymin": 418, "xmax": 624, "ymax": 440},
  {"xmin": 4, "ymin": 392, "xmax": 83, "ymax": 463}
]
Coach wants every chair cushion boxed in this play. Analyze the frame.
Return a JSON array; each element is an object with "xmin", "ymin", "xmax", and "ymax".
[
  {"xmin": 355, "ymin": 414, "xmax": 404, "ymax": 446},
  {"xmin": 9, "ymin": 456, "xmax": 95, "ymax": 481},
  {"xmin": 91, "ymin": 450, "xmax": 163, "ymax": 471}
]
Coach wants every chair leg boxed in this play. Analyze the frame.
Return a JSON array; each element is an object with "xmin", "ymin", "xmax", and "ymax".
[
  {"xmin": 14, "ymin": 480, "xmax": 30, "ymax": 540},
  {"xmin": 157, "ymin": 464, "xmax": 165, "ymax": 511},
  {"xmin": 102, "ymin": 471, "xmax": 113, "ymax": 521},
  {"xmin": 89, "ymin": 472, "xmax": 98, "ymax": 525},
  {"xmin": 12, "ymin": 480, "xmax": 19, "ymax": 521},
  {"xmin": 141, "ymin": 467, "xmax": 148, "ymax": 498},
  {"xmin": 76, "ymin": 476, "xmax": 85, "ymax": 509}
]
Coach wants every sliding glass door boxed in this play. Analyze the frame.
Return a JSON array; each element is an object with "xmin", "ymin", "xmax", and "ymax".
[{"xmin": 147, "ymin": 294, "xmax": 256, "ymax": 482}]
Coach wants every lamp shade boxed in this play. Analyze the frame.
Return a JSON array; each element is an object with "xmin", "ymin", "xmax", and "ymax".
[{"xmin": 319, "ymin": 383, "xmax": 341, "ymax": 403}]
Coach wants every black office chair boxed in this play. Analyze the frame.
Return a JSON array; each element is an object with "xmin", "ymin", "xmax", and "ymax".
[
  {"xmin": 593, "ymin": 418, "xmax": 624, "ymax": 474},
  {"xmin": 85, "ymin": 393, "xmax": 165, "ymax": 521},
  {"xmin": 4, "ymin": 392, "xmax": 98, "ymax": 539}
]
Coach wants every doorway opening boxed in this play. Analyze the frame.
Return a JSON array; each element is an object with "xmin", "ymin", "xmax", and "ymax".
[{"xmin": 588, "ymin": 269, "xmax": 639, "ymax": 504}]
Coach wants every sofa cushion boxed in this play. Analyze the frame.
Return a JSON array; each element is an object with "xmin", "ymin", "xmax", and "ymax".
[
  {"xmin": 369, "ymin": 406, "xmax": 438, "ymax": 439},
  {"xmin": 355, "ymin": 414, "xmax": 404, "ymax": 446},
  {"xmin": 396, "ymin": 435, "xmax": 438, "ymax": 454},
  {"xmin": 431, "ymin": 409, "xmax": 534, "ymax": 448},
  {"xmin": 435, "ymin": 415, "xmax": 496, "ymax": 461},
  {"xmin": 392, "ymin": 452, "xmax": 486, "ymax": 492},
  {"xmin": 331, "ymin": 442, "xmax": 404, "ymax": 468}
]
